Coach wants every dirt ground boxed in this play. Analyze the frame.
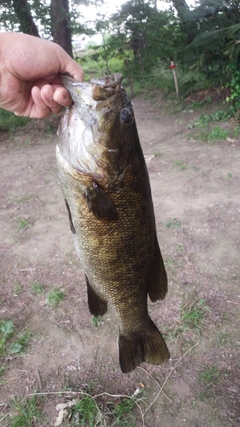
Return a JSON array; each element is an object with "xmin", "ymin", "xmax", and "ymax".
[{"xmin": 0, "ymin": 93, "xmax": 239, "ymax": 427}]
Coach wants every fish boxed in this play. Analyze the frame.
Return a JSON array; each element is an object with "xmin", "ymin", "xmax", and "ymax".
[{"xmin": 56, "ymin": 73, "xmax": 170, "ymax": 373}]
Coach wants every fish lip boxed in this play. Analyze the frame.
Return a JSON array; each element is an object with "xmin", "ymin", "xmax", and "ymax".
[
  {"xmin": 60, "ymin": 73, "xmax": 123, "ymax": 102},
  {"xmin": 60, "ymin": 73, "xmax": 122, "ymax": 88}
]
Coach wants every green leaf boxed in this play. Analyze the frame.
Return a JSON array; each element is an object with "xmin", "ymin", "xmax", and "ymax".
[
  {"xmin": 0, "ymin": 320, "xmax": 14, "ymax": 336},
  {"xmin": 9, "ymin": 342, "xmax": 23, "ymax": 354}
]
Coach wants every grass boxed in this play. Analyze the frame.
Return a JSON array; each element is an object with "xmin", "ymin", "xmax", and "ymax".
[
  {"xmin": 7, "ymin": 395, "xmax": 42, "ymax": 427},
  {"xmin": 67, "ymin": 394, "xmax": 140, "ymax": 426},
  {"xmin": 13, "ymin": 284, "xmax": 22, "ymax": 294},
  {"xmin": 173, "ymin": 161, "xmax": 187, "ymax": 170},
  {"xmin": 16, "ymin": 218, "xmax": 30, "ymax": 231},
  {"xmin": 91, "ymin": 316, "xmax": 102, "ymax": 328},
  {"xmin": 46, "ymin": 287, "xmax": 65, "ymax": 307},
  {"xmin": 206, "ymin": 126, "xmax": 228, "ymax": 142},
  {"xmin": 180, "ymin": 298, "xmax": 208, "ymax": 332},
  {"xmin": 199, "ymin": 366, "xmax": 220, "ymax": 389},
  {"xmin": 69, "ymin": 396, "xmax": 98, "ymax": 426},
  {"xmin": 166, "ymin": 218, "xmax": 181, "ymax": 228},
  {"xmin": 0, "ymin": 108, "xmax": 29, "ymax": 131},
  {"xmin": 31, "ymin": 282, "xmax": 45, "ymax": 295},
  {"xmin": 110, "ymin": 396, "xmax": 137, "ymax": 426},
  {"xmin": 164, "ymin": 257, "xmax": 178, "ymax": 274},
  {"xmin": 13, "ymin": 194, "xmax": 32, "ymax": 205},
  {"xmin": 1, "ymin": 391, "xmax": 142, "ymax": 427}
]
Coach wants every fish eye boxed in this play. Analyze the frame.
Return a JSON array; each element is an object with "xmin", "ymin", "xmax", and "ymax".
[{"xmin": 120, "ymin": 108, "xmax": 132, "ymax": 124}]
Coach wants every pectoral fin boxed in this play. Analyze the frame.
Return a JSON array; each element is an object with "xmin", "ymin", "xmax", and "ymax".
[
  {"xmin": 148, "ymin": 235, "xmax": 168, "ymax": 302},
  {"xmin": 84, "ymin": 182, "xmax": 118, "ymax": 220},
  {"xmin": 85, "ymin": 275, "xmax": 108, "ymax": 316}
]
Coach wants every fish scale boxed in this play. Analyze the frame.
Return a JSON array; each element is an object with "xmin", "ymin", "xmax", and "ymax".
[{"xmin": 56, "ymin": 73, "xmax": 170, "ymax": 373}]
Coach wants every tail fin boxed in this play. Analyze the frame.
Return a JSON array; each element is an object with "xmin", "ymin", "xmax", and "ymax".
[{"xmin": 119, "ymin": 318, "xmax": 170, "ymax": 373}]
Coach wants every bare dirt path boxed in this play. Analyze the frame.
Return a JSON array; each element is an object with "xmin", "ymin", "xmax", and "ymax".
[{"xmin": 0, "ymin": 94, "xmax": 239, "ymax": 426}]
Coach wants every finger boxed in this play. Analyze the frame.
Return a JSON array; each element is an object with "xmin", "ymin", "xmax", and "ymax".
[
  {"xmin": 40, "ymin": 84, "xmax": 64, "ymax": 113},
  {"xmin": 52, "ymin": 86, "xmax": 73, "ymax": 107},
  {"xmin": 30, "ymin": 86, "xmax": 51, "ymax": 118},
  {"xmin": 64, "ymin": 60, "xmax": 84, "ymax": 82}
]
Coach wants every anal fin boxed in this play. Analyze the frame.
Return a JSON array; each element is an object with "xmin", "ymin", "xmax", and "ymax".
[
  {"xmin": 86, "ymin": 275, "xmax": 108, "ymax": 316},
  {"xmin": 119, "ymin": 317, "xmax": 170, "ymax": 373},
  {"xmin": 148, "ymin": 235, "xmax": 168, "ymax": 302}
]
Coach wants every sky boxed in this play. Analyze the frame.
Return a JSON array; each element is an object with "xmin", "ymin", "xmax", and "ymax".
[{"xmin": 79, "ymin": 0, "xmax": 197, "ymax": 25}]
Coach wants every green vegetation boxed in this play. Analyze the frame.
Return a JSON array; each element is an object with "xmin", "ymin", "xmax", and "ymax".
[
  {"xmin": 174, "ymin": 161, "xmax": 186, "ymax": 170},
  {"xmin": 164, "ymin": 257, "xmax": 178, "ymax": 274},
  {"xmin": 206, "ymin": 126, "xmax": 228, "ymax": 143},
  {"xmin": 166, "ymin": 219, "xmax": 181, "ymax": 228},
  {"xmin": 8, "ymin": 395, "xmax": 42, "ymax": 427},
  {"xmin": 91, "ymin": 316, "xmax": 102, "ymax": 328},
  {"xmin": 16, "ymin": 218, "xmax": 30, "ymax": 231},
  {"xmin": 1, "ymin": 392, "xmax": 142, "ymax": 427},
  {"xmin": 31, "ymin": 282, "xmax": 45, "ymax": 295},
  {"xmin": 46, "ymin": 288, "xmax": 65, "ymax": 307},
  {"xmin": 110, "ymin": 396, "xmax": 137, "ymax": 426},
  {"xmin": 180, "ymin": 298, "xmax": 208, "ymax": 332},
  {"xmin": 199, "ymin": 366, "xmax": 220, "ymax": 387},
  {"xmin": 69, "ymin": 396, "xmax": 98, "ymax": 426},
  {"xmin": 0, "ymin": 109, "xmax": 29, "ymax": 131},
  {"xmin": 0, "ymin": 320, "xmax": 31, "ymax": 356}
]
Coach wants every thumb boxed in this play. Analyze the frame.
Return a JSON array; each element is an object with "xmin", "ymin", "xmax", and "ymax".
[{"xmin": 61, "ymin": 56, "xmax": 84, "ymax": 82}]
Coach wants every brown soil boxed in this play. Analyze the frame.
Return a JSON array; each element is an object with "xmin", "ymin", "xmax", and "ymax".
[{"xmin": 0, "ymin": 94, "xmax": 239, "ymax": 427}]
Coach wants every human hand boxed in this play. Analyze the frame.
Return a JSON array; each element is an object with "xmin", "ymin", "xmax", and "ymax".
[{"xmin": 0, "ymin": 32, "xmax": 84, "ymax": 118}]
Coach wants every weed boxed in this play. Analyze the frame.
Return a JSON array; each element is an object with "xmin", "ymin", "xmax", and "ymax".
[
  {"xmin": 227, "ymin": 173, "xmax": 233, "ymax": 181},
  {"xmin": 24, "ymin": 137, "xmax": 32, "ymax": 145},
  {"xmin": 31, "ymin": 282, "xmax": 45, "ymax": 295},
  {"xmin": 9, "ymin": 332, "xmax": 32, "ymax": 354},
  {"xmin": 70, "ymin": 396, "xmax": 98, "ymax": 426},
  {"xmin": 8, "ymin": 395, "xmax": 42, "ymax": 427},
  {"xmin": 91, "ymin": 316, "xmax": 102, "ymax": 328},
  {"xmin": 176, "ymin": 244, "xmax": 184, "ymax": 255},
  {"xmin": 13, "ymin": 284, "xmax": 22, "ymax": 294},
  {"xmin": 47, "ymin": 287, "xmax": 65, "ymax": 307},
  {"xmin": 174, "ymin": 161, "xmax": 186, "ymax": 170},
  {"xmin": 0, "ymin": 320, "xmax": 30, "ymax": 355},
  {"xmin": 218, "ymin": 331, "xmax": 229, "ymax": 345},
  {"xmin": 166, "ymin": 218, "xmax": 181, "ymax": 228},
  {"xmin": 0, "ymin": 320, "xmax": 14, "ymax": 354},
  {"xmin": 153, "ymin": 151, "xmax": 162, "ymax": 157},
  {"xmin": 199, "ymin": 366, "xmax": 220, "ymax": 386},
  {"xmin": 111, "ymin": 396, "xmax": 137, "ymax": 426},
  {"xmin": 14, "ymin": 194, "xmax": 32, "ymax": 205},
  {"xmin": 16, "ymin": 218, "xmax": 30, "ymax": 231},
  {"xmin": 233, "ymin": 125, "xmax": 240, "ymax": 137},
  {"xmin": 164, "ymin": 257, "xmax": 177, "ymax": 273},
  {"xmin": 198, "ymin": 109, "xmax": 232, "ymax": 125},
  {"xmin": 180, "ymin": 298, "xmax": 208, "ymax": 332},
  {"xmin": 207, "ymin": 126, "xmax": 228, "ymax": 142},
  {"xmin": 0, "ymin": 364, "xmax": 5, "ymax": 377}
]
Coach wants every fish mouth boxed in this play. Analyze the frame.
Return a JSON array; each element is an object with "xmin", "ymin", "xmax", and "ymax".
[
  {"xmin": 57, "ymin": 74, "xmax": 126, "ymax": 182},
  {"xmin": 61, "ymin": 73, "xmax": 123, "ymax": 103}
]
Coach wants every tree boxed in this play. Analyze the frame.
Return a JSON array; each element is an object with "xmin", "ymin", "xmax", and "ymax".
[
  {"xmin": 0, "ymin": 0, "xmax": 94, "ymax": 56},
  {"xmin": 51, "ymin": 0, "xmax": 73, "ymax": 57},
  {"xmin": 11, "ymin": 0, "xmax": 40, "ymax": 36},
  {"xmin": 109, "ymin": 0, "xmax": 182, "ymax": 74}
]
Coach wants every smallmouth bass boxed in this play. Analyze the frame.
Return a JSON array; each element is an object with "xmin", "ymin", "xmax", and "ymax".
[{"xmin": 56, "ymin": 73, "xmax": 170, "ymax": 373}]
